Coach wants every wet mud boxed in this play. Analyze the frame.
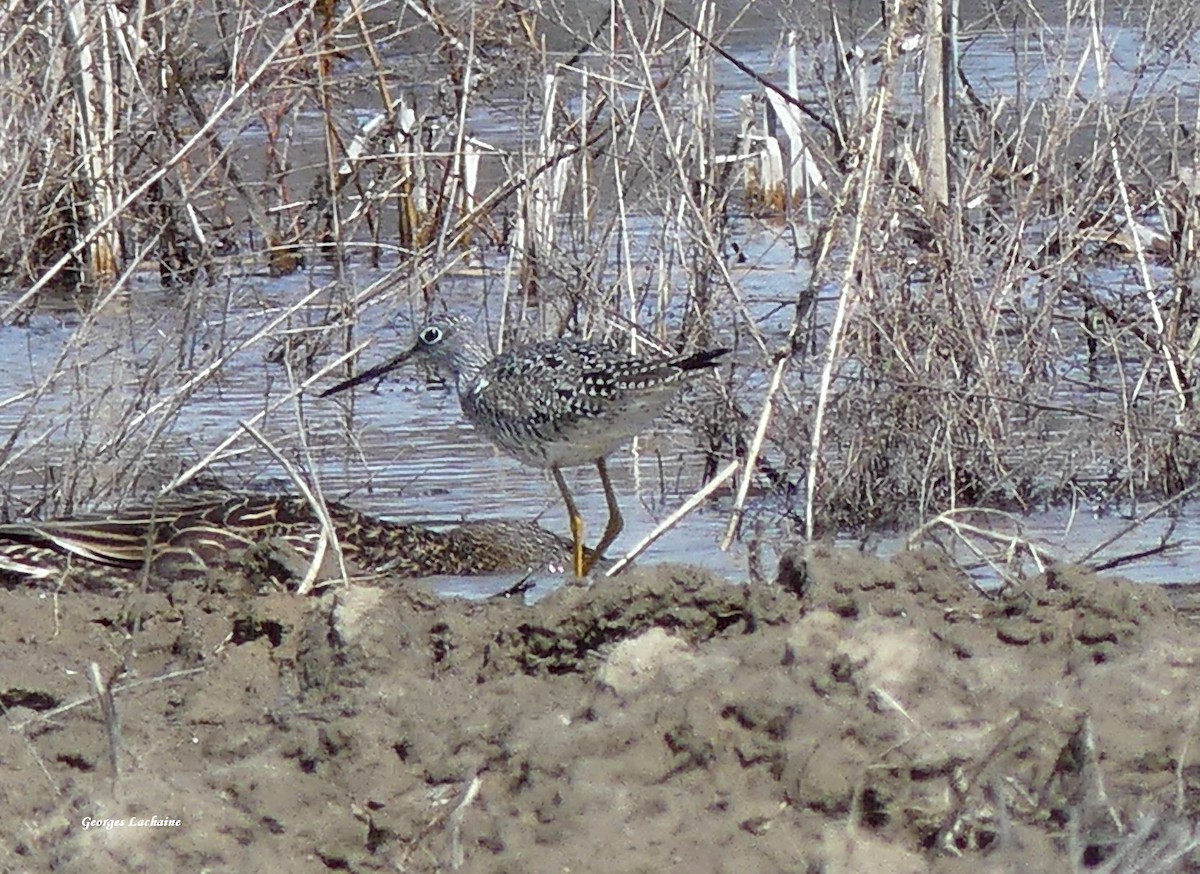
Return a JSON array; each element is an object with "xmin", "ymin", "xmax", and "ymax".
[{"xmin": 3, "ymin": 543, "xmax": 1199, "ymax": 872}]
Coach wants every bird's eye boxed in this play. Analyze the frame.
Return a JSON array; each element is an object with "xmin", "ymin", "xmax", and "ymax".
[{"xmin": 420, "ymin": 326, "xmax": 443, "ymax": 345}]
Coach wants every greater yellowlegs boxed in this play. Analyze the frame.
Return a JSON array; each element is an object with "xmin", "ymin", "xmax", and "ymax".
[{"xmin": 321, "ymin": 316, "xmax": 729, "ymax": 576}]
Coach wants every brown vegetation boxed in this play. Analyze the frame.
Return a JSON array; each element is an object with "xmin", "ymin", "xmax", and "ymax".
[
  {"xmin": 2, "ymin": 1, "xmax": 1198, "ymax": 557},
  {"xmin": 4, "ymin": 2, "xmax": 1200, "ymax": 870}
]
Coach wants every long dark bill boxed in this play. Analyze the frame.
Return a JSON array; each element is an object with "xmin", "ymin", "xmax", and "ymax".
[{"xmin": 319, "ymin": 347, "xmax": 417, "ymax": 397}]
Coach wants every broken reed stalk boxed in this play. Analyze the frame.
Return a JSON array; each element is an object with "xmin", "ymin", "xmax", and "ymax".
[
  {"xmin": 606, "ymin": 460, "xmax": 740, "ymax": 578},
  {"xmin": 611, "ymin": 123, "xmax": 636, "ymax": 347},
  {"xmin": 921, "ymin": 0, "xmax": 951, "ymax": 212},
  {"xmin": 88, "ymin": 661, "xmax": 121, "ymax": 785},
  {"xmin": 516, "ymin": 72, "xmax": 572, "ymax": 301},
  {"xmin": 722, "ymin": 357, "xmax": 785, "ymax": 550},
  {"xmin": 2, "ymin": 7, "xmax": 313, "ymax": 320},
  {"xmin": 907, "ymin": 508, "xmax": 1051, "ymax": 590},
  {"xmin": 431, "ymin": 10, "xmax": 480, "ymax": 263},
  {"xmin": 447, "ymin": 773, "xmax": 482, "ymax": 869},
  {"xmin": 1081, "ymin": 2, "xmax": 1190, "ymax": 418},
  {"xmin": 11, "ymin": 667, "xmax": 207, "ymax": 733},
  {"xmin": 609, "ymin": 0, "xmax": 733, "ymax": 350},
  {"xmin": 63, "ymin": 0, "xmax": 121, "ymax": 286},
  {"xmin": 238, "ymin": 419, "xmax": 347, "ymax": 595},
  {"xmin": 803, "ymin": 29, "xmax": 895, "ymax": 541}
]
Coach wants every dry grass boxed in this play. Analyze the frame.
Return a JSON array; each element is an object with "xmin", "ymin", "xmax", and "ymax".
[
  {"xmin": 738, "ymin": 0, "xmax": 1200, "ymax": 547},
  {"xmin": 0, "ymin": 0, "xmax": 1197, "ymax": 581}
]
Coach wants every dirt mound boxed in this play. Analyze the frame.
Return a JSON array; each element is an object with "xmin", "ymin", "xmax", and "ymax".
[{"xmin": 3, "ymin": 544, "xmax": 1199, "ymax": 872}]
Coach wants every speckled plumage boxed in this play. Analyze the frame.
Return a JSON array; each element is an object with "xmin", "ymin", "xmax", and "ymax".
[
  {"xmin": 321, "ymin": 316, "xmax": 730, "ymax": 575},
  {"xmin": 464, "ymin": 337, "xmax": 727, "ymax": 467}
]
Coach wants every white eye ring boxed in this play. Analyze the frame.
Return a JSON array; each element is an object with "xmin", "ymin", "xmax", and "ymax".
[{"xmin": 421, "ymin": 326, "xmax": 443, "ymax": 345}]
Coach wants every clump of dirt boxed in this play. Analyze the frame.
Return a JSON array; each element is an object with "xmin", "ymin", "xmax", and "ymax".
[{"xmin": 3, "ymin": 544, "xmax": 1199, "ymax": 872}]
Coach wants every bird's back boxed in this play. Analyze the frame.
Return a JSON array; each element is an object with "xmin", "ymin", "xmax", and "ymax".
[{"xmin": 459, "ymin": 338, "xmax": 727, "ymax": 468}]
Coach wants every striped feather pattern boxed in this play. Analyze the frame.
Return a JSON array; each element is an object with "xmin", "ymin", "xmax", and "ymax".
[{"xmin": 0, "ymin": 494, "xmax": 577, "ymax": 592}]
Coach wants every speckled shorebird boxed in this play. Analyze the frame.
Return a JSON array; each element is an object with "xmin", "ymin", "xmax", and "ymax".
[{"xmin": 321, "ymin": 316, "xmax": 729, "ymax": 576}]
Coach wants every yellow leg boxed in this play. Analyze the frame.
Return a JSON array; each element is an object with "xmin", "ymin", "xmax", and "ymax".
[
  {"xmin": 569, "ymin": 513, "xmax": 586, "ymax": 578},
  {"xmin": 592, "ymin": 457, "xmax": 624, "ymax": 561},
  {"xmin": 552, "ymin": 466, "xmax": 587, "ymax": 577}
]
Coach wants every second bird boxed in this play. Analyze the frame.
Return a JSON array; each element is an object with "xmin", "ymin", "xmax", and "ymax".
[{"xmin": 321, "ymin": 315, "xmax": 729, "ymax": 577}]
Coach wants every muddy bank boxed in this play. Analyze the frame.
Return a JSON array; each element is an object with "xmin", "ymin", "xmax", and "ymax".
[{"xmin": 2, "ymin": 545, "xmax": 1198, "ymax": 872}]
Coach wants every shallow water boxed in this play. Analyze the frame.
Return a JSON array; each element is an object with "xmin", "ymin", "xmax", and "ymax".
[
  {"xmin": 4, "ymin": 267, "xmax": 1196, "ymax": 596},
  {"xmin": 3, "ymin": 11, "xmax": 1198, "ymax": 594},
  {"xmin": 0, "ymin": 267, "xmax": 750, "ymax": 594},
  {"xmin": 862, "ymin": 507, "xmax": 1200, "ymax": 591}
]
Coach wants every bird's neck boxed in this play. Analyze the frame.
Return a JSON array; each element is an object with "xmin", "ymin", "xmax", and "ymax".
[{"xmin": 447, "ymin": 338, "xmax": 492, "ymax": 395}]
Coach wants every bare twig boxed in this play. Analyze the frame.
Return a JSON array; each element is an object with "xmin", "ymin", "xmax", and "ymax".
[
  {"xmin": 448, "ymin": 773, "xmax": 483, "ymax": 870},
  {"xmin": 606, "ymin": 461, "xmax": 739, "ymax": 577},
  {"xmin": 88, "ymin": 662, "xmax": 121, "ymax": 785}
]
